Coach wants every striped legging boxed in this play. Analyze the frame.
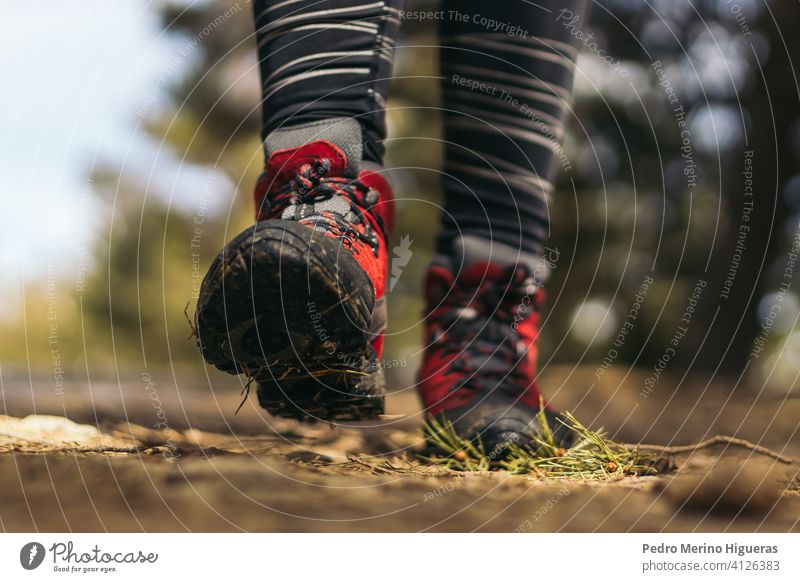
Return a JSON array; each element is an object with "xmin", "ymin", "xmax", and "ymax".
[{"xmin": 253, "ymin": 0, "xmax": 590, "ymax": 257}]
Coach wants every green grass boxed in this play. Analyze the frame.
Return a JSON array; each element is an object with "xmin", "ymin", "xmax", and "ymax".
[{"xmin": 421, "ymin": 409, "xmax": 658, "ymax": 479}]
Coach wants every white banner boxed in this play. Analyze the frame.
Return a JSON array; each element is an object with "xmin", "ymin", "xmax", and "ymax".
[{"xmin": 0, "ymin": 533, "xmax": 798, "ymax": 581}]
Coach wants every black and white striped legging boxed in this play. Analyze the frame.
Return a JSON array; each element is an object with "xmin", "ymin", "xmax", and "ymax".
[{"xmin": 253, "ymin": 0, "xmax": 590, "ymax": 257}]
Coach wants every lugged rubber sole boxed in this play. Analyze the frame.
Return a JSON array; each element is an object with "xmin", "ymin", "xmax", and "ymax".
[{"xmin": 195, "ymin": 220, "xmax": 384, "ymax": 421}]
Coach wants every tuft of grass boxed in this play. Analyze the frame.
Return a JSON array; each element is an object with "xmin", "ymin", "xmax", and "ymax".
[{"xmin": 421, "ymin": 409, "xmax": 658, "ymax": 479}]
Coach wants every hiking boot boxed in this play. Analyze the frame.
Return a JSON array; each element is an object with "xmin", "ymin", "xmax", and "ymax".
[
  {"xmin": 195, "ymin": 118, "xmax": 393, "ymax": 421},
  {"xmin": 417, "ymin": 236, "xmax": 573, "ymax": 456}
]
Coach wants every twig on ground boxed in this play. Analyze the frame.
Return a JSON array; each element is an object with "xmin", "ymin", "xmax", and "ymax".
[{"xmin": 633, "ymin": 436, "xmax": 795, "ymax": 465}]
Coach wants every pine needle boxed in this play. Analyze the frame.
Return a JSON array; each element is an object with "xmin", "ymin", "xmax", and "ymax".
[
  {"xmin": 234, "ymin": 376, "xmax": 254, "ymax": 415},
  {"xmin": 421, "ymin": 411, "xmax": 659, "ymax": 479}
]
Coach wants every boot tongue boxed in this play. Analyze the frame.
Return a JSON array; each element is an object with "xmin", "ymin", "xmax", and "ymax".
[
  {"xmin": 264, "ymin": 117, "xmax": 364, "ymax": 189},
  {"xmin": 453, "ymin": 235, "xmax": 551, "ymax": 287},
  {"xmin": 424, "ymin": 257, "xmax": 508, "ymax": 306},
  {"xmin": 426, "ymin": 235, "xmax": 550, "ymax": 305}
]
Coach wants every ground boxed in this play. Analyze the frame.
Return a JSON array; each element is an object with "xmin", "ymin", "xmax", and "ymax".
[{"xmin": 0, "ymin": 366, "xmax": 798, "ymax": 532}]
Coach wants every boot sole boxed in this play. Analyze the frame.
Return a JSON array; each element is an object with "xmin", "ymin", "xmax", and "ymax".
[{"xmin": 195, "ymin": 220, "xmax": 384, "ymax": 421}]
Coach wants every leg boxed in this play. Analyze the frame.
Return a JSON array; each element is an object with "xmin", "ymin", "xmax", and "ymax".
[
  {"xmin": 195, "ymin": 0, "xmax": 404, "ymax": 421},
  {"xmin": 437, "ymin": 0, "xmax": 588, "ymax": 258},
  {"xmin": 254, "ymin": 0, "xmax": 402, "ymax": 164},
  {"xmin": 419, "ymin": 0, "xmax": 590, "ymax": 452}
]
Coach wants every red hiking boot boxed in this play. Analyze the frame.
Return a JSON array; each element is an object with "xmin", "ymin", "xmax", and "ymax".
[
  {"xmin": 195, "ymin": 119, "xmax": 393, "ymax": 421},
  {"xmin": 417, "ymin": 237, "xmax": 572, "ymax": 456}
]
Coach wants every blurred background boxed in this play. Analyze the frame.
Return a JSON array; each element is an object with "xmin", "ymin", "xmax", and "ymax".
[{"xmin": 3, "ymin": 0, "xmax": 800, "ymax": 407}]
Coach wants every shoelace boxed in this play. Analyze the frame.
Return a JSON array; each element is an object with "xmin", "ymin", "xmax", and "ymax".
[
  {"xmin": 265, "ymin": 158, "xmax": 383, "ymax": 256},
  {"xmin": 431, "ymin": 266, "xmax": 539, "ymax": 396}
]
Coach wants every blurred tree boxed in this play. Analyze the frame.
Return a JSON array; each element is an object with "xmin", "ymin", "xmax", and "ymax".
[
  {"xmin": 69, "ymin": 0, "xmax": 800, "ymax": 393},
  {"xmin": 545, "ymin": 0, "xmax": 800, "ymax": 387}
]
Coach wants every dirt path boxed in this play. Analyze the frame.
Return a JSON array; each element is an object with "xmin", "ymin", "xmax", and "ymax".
[{"xmin": 1, "ymin": 367, "xmax": 798, "ymax": 532}]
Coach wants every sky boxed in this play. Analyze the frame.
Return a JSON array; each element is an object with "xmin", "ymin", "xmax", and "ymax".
[{"xmin": 0, "ymin": 0, "xmax": 232, "ymax": 315}]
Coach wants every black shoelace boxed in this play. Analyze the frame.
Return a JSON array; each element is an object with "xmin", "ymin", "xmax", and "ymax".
[
  {"xmin": 266, "ymin": 158, "xmax": 383, "ymax": 256},
  {"xmin": 431, "ymin": 266, "xmax": 539, "ymax": 396}
]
